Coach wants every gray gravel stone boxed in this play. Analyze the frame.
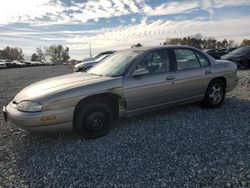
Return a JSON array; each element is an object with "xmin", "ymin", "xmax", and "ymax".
[{"xmin": 0, "ymin": 66, "xmax": 249, "ymax": 187}]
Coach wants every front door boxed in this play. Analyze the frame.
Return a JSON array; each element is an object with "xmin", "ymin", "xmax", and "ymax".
[{"xmin": 123, "ymin": 49, "xmax": 176, "ymax": 114}]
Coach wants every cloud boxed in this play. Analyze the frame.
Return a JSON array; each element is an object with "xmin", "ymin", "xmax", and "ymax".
[
  {"xmin": 211, "ymin": 0, "xmax": 250, "ymax": 7},
  {"xmin": 67, "ymin": 16, "xmax": 250, "ymax": 51},
  {"xmin": 0, "ymin": 0, "xmax": 65, "ymax": 25},
  {"xmin": 1, "ymin": 0, "xmax": 250, "ymax": 26},
  {"xmin": 199, "ymin": 0, "xmax": 250, "ymax": 19},
  {"xmin": 65, "ymin": 0, "xmax": 144, "ymax": 23},
  {"xmin": 1, "ymin": 0, "xmax": 250, "ymax": 59},
  {"xmin": 143, "ymin": 1, "xmax": 199, "ymax": 16},
  {"xmin": 1, "ymin": 13, "xmax": 250, "ymax": 58},
  {"xmin": 0, "ymin": 0, "xmax": 144, "ymax": 26},
  {"xmin": 143, "ymin": 0, "xmax": 250, "ymax": 19}
]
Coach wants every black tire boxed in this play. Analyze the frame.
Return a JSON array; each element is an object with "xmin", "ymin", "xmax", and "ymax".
[
  {"xmin": 74, "ymin": 102, "xmax": 113, "ymax": 139},
  {"xmin": 203, "ymin": 79, "xmax": 226, "ymax": 108}
]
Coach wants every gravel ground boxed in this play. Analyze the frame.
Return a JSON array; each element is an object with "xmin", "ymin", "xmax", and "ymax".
[{"xmin": 0, "ymin": 66, "xmax": 249, "ymax": 187}]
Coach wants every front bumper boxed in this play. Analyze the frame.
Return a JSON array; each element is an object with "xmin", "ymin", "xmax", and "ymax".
[{"xmin": 2, "ymin": 102, "xmax": 74, "ymax": 132}]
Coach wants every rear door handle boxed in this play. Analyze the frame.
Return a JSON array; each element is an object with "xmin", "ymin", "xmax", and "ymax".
[
  {"xmin": 205, "ymin": 70, "xmax": 212, "ymax": 74},
  {"xmin": 166, "ymin": 76, "xmax": 175, "ymax": 81}
]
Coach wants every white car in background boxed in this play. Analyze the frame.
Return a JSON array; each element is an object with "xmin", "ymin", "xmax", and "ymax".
[
  {"xmin": 0, "ymin": 60, "xmax": 7, "ymax": 69},
  {"xmin": 81, "ymin": 51, "xmax": 116, "ymax": 62},
  {"xmin": 12, "ymin": 60, "xmax": 26, "ymax": 67},
  {"xmin": 74, "ymin": 54, "xmax": 112, "ymax": 72}
]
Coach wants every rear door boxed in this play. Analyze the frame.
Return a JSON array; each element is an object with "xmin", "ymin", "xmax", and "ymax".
[
  {"xmin": 172, "ymin": 48, "xmax": 212, "ymax": 101},
  {"xmin": 123, "ymin": 49, "xmax": 176, "ymax": 112}
]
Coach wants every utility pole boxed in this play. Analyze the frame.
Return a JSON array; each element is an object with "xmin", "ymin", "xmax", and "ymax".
[{"xmin": 89, "ymin": 44, "xmax": 92, "ymax": 58}]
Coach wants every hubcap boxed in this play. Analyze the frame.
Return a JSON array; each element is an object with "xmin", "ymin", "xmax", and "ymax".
[
  {"xmin": 209, "ymin": 83, "xmax": 223, "ymax": 104},
  {"xmin": 86, "ymin": 111, "xmax": 105, "ymax": 131}
]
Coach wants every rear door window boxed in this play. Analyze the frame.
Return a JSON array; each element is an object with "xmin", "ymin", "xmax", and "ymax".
[{"xmin": 174, "ymin": 49, "xmax": 200, "ymax": 70}]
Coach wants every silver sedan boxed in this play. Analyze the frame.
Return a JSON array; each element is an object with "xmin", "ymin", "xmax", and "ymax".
[{"xmin": 3, "ymin": 46, "xmax": 238, "ymax": 138}]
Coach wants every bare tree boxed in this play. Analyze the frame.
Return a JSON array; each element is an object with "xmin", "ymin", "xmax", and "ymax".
[
  {"xmin": 36, "ymin": 47, "xmax": 46, "ymax": 62},
  {"xmin": 45, "ymin": 44, "xmax": 70, "ymax": 63},
  {"xmin": 163, "ymin": 38, "xmax": 182, "ymax": 45},
  {"xmin": 227, "ymin": 40, "xmax": 238, "ymax": 48},
  {"xmin": 241, "ymin": 39, "xmax": 250, "ymax": 47},
  {"xmin": 62, "ymin": 47, "xmax": 70, "ymax": 61},
  {"xmin": 31, "ymin": 53, "xmax": 39, "ymax": 61},
  {"xmin": 163, "ymin": 34, "xmax": 238, "ymax": 50},
  {"xmin": 0, "ymin": 47, "xmax": 24, "ymax": 60}
]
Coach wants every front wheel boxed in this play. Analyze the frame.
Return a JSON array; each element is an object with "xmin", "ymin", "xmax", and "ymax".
[
  {"xmin": 74, "ymin": 102, "xmax": 113, "ymax": 139},
  {"xmin": 203, "ymin": 79, "xmax": 226, "ymax": 108}
]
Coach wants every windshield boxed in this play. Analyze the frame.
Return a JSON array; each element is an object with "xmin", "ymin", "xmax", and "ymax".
[
  {"xmin": 231, "ymin": 47, "xmax": 250, "ymax": 54},
  {"xmin": 87, "ymin": 50, "xmax": 142, "ymax": 77}
]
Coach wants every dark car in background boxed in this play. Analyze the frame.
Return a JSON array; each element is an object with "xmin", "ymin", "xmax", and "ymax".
[
  {"xmin": 225, "ymin": 47, "xmax": 237, "ymax": 54},
  {"xmin": 204, "ymin": 48, "xmax": 228, "ymax": 59},
  {"xmin": 221, "ymin": 46, "xmax": 250, "ymax": 69}
]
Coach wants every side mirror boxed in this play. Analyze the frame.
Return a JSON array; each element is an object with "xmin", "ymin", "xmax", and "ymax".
[{"xmin": 131, "ymin": 68, "xmax": 149, "ymax": 77}]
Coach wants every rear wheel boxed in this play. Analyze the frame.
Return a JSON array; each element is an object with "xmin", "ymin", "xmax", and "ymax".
[
  {"xmin": 74, "ymin": 102, "xmax": 113, "ymax": 139},
  {"xmin": 203, "ymin": 79, "xmax": 226, "ymax": 108}
]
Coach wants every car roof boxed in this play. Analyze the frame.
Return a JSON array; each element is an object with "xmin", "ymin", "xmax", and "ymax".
[
  {"xmin": 120, "ymin": 45, "xmax": 200, "ymax": 53},
  {"xmin": 121, "ymin": 45, "xmax": 216, "ymax": 64}
]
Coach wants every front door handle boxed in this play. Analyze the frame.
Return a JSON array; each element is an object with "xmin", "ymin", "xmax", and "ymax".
[
  {"xmin": 205, "ymin": 70, "xmax": 212, "ymax": 74},
  {"xmin": 166, "ymin": 76, "xmax": 175, "ymax": 80}
]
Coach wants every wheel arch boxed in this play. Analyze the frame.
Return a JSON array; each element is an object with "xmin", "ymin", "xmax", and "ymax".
[
  {"xmin": 209, "ymin": 77, "xmax": 227, "ymax": 87},
  {"xmin": 73, "ymin": 92, "xmax": 125, "ymax": 127}
]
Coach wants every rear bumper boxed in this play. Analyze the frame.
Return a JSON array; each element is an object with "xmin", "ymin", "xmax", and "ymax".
[
  {"xmin": 226, "ymin": 76, "xmax": 238, "ymax": 93},
  {"xmin": 2, "ymin": 102, "xmax": 73, "ymax": 132}
]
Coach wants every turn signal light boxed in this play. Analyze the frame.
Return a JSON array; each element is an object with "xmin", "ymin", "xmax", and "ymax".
[{"xmin": 41, "ymin": 115, "xmax": 56, "ymax": 121}]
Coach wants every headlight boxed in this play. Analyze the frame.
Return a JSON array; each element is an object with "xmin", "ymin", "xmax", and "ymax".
[{"xmin": 16, "ymin": 101, "xmax": 42, "ymax": 112}]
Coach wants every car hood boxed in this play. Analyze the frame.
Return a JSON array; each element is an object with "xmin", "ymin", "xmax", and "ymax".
[{"xmin": 14, "ymin": 73, "xmax": 113, "ymax": 103}]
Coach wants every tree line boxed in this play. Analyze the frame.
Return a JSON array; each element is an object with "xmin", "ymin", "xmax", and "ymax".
[
  {"xmin": 1, "ymin": 35, "xmax": 250, "ymax": 62},
  {"xmin": 162, "ymin": 34, "xmax": 238, "ymax": 49},
  {"xmin": 132, "ymin": 34, "xmax": 250, "ymax": 49},
  {"xmin": 0, "ymin": 44, "xmax": 70, "ymax": 63},
  {"xmin": 0, "ymin": 47, "xmax": 24, "ymax": 61},
  {"xmin": 31, "ymin": 45, "xmax": 70, "ymax": 63}
]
